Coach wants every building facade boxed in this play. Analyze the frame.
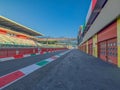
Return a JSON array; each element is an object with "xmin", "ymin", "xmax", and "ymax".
[{"xmin": 78, "ymin": 0, "xmax": 120, "ymax": 67}]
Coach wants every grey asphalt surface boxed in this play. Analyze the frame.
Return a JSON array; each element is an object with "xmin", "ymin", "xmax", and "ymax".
[
  {"xmin": 2, "ymin": 49, "xmax": 120, "ymax": 90},
  {"xmin": 0, "ymin": 50, "xmax": 66, "ymax": 76}
]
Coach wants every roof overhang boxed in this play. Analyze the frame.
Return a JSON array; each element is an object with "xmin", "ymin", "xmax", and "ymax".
[
  {"xmin": 0, "ymin": 16, "xmax": 43, "ymax": 36},
  {"xmin": 83, "ymin": 0, "xmax": 107, "ymax": 36},
  {"xmin": 37, "ymin": 38, "xmax": 77, "ymax": 42},
  {"xmin": 82, "ymin": 0, "xmax": 120, "ymax": 44}
]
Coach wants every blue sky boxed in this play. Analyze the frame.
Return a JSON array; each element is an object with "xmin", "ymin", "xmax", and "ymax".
[{"xmin": 0, "ymin": 0, "xmax": 91, "ymax": 38}]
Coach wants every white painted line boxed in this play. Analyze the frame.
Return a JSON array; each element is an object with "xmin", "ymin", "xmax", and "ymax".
[
  {"xmin": 54, "ymin": 55, "xmax": 60, "ymax": 58},
  {"xmin": 59, "ymin": 53, "xmax": 64, "ymax": 56},
  {"xmin": 36, "ymin": 53, "xmax": 40, "ymax": 55},
  {"xmin": 23, "ymin": 54, "xmax": 30, "ymax": 57},
  {"xmin": 45, "ymin": 58, "xmax": 54, "ymax": 62},
  {"xmin": 0, "ymin": 57, "xmax": 14, "ymax": 62},
  {"xmin": 20, "ymin": 64, "xmax": 41, "ymax": 75}
]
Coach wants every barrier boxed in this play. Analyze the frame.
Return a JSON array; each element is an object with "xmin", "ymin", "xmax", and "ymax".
[
  {"xmin": 0, "ymin": 48, "xmax": 38, "ymax": 58},
  {"xmin": 0, "ymin": 47, "xmax": 68, "ymax": 62}
]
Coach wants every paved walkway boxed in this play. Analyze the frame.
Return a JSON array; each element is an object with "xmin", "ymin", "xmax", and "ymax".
[
  {"xmin": 33, "ymin": 49, "xmax": 120, "ymax": 90},
  {"xmin": 3, "ymin": 49, "xmax": 120, "ymax": 90}
]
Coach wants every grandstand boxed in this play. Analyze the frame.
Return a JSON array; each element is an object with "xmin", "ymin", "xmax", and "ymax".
[
  {"xmin": 0, "ymin": 16, "xmax": 43, "ymax": 47},
  {"xmin": 0, "ymin": 16, "xmax": 67, "ymax": 59},
  {"xmin": 0, "ymin": 16, "xmax": 44, "ymax": 58}
]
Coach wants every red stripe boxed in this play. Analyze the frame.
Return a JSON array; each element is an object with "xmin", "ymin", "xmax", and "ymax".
[
  {"xmin": 0, "ymin": 71, "xmax": 25, "ymax": 88},
  {"xmin": 0, "ymin": 29, "xmax": 7, "ymax": 34},
  {"xmin": 14, "ymin": 55, "xmax": 23, "ymax": 59},
  {"xmin": 92, "ymin": 0, "xmax": 97, "ymax": 11}
]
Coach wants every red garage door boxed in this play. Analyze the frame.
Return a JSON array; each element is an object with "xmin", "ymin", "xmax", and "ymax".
[
  {"xmin": 98, "ymin": 41, "xmax": 107, "ymax": 61},
  {"xmin": 107, "ymin": 38, "xmax": 117, "ymax": 65},
  {"xmin": 98, "ymin": 21, "xmax": 117, "ymax": 65}
]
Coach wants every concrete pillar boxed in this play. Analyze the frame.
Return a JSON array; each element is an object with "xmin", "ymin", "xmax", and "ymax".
[
  {"xmin": 117, "ymin": 16, "xmax": 120, "ymax": 67},
  {"xmin": 86, "ymin": 41, "xmax": 88, "ymax": 54},
  {"xmin": 93, "ymin": 34, "xmax": 98, "ymax": 57}
]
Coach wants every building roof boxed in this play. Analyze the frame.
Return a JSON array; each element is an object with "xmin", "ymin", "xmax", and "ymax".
[
  {"xmin": 37, "ymin": 38, "xmax": 77, "ymax": 42},
  {"xmin": 83, "ymin": 0, "xmax": 107, "ymax": 36},
  {"xmin": 82, "ymin": 0, "xmax": 120, "ymax": 44},
  {"xmin": 0, "ymin": 16, "xmax": 43, "ymax": 36}
]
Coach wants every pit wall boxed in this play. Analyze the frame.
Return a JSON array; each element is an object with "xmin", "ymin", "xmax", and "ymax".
[
  {"xmin": 79, "ymin": 18, "xmax": 120, "ymax": 67},
  {"xmin": 0, "ymin": 48, "xmax": 38, "ymax": 58},
  {"xmin": 0, "ymin": 47, "xmax": 68, "ymax": 62}
]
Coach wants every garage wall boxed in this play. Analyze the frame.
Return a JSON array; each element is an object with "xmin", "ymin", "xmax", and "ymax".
[
  {"xmin": 98, "ymin": 21, "xmax": 117, "ymax": 42},
  {"xmin": 97, "ymin": 21, "xmax": 117, "ymax": 65}
]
